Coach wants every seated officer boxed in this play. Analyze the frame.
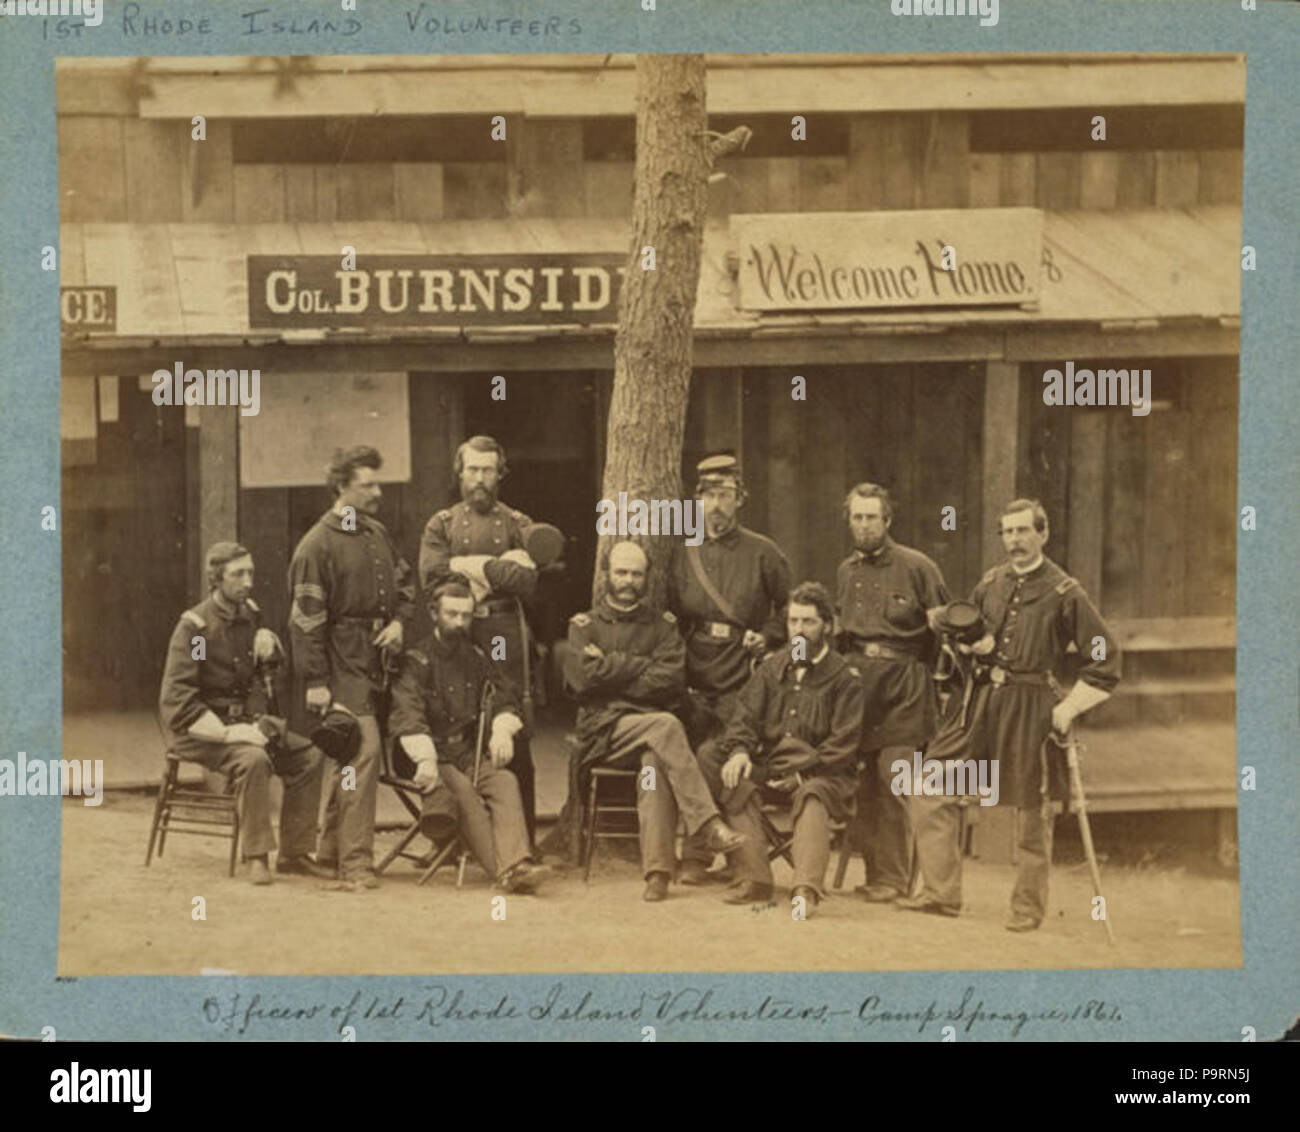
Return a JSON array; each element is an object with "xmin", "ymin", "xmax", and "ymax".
[
  {"xmin": 159, "ymin": 542, "xmax": 328, "ymax": 885},
  {"xmin": 564, "ymin": 540, "xmax": 745, "ymax": 903},
  {"xmin": 388, "ymin": 576, "xmax": 549, "ymax": 894},
  {"xmin": 696, "ymin": 582, "xmax": 866, "ymax": 915}
]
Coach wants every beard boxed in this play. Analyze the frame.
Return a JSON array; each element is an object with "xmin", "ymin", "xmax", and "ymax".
[
  {"xmin": 854, "ymin": 531, "xmax": 886, "ymax": 552},
  {"xmin": 463, "ymin": 484, "xmax": 497, "ymax": 513}
]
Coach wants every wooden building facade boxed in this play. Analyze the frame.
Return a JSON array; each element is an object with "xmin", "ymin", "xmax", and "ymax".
[{"xmin": 59, "ymin": 54, "xmax": 1241, "ymax": 823}]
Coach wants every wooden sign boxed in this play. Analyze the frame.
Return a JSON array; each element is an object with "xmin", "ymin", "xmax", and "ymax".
[
  {"xmin": 248, "ymin": 254, "xmax": 626, "ymax": 328},
  {"xmin": 732, "ymin": 209, "xmax": 1043, "ymax": 312},
  {"xmin": 60, "ymin": 286, "xmax": 116, "ymax": 331}
]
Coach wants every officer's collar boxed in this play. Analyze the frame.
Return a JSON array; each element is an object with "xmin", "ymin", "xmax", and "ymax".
[
  {"xmin": 458, "ymin": 496, "xmax": 501, "ymax": 518},
  {"xmin": 780, "ymin": 640, "xmax": 831, "ymax": 677},
  {"xmin": 598, "ymin": 595, "xmax": 651, "ymax": 622},
  {"xmin": 323, "ymin": 506, "xmax": 378, "ymax": 534},
  {"xmin": 854, "ymin": 536, "xmax": 894, "ymax": 565},
  {"xmin": 701, "ymin": 522, "xmax": 742, "ymax": 547},
  {"xmin": 210, "ymin": 591, "xmax": 251, "ymax": 622}
]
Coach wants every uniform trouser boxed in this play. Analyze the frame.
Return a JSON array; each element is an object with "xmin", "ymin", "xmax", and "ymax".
[
  {"xmin": 1010, "ymin": 799, "xmax": 1054, "ymax": 923},
  {"xmin": 693, "ymin": 740, "xmax": 833, "ymax": 896},
  {"xmin": 907, "ymin": 793, "xmax": 964, "ymax": 910},
  {"xmin": 423, "ymin": 763, "xmax": 531, "ymax": 879},
  {"xmin": 599, "ymin": 712, "xmax": 720, "ymax": 879},
  {"xmin": 855, "ymin": 745, "xmax": 915, "ymax": 893},
  {"xmin": 179, "ymin": 738, "xmax": 324, "ymax": 860},
  {"xmin": 726, "ymin": 793, "xmax": 832, "ymax": 897},
  {"xmin": 317, "ymin": 714, "xmax": 381, "ymax": 874}
]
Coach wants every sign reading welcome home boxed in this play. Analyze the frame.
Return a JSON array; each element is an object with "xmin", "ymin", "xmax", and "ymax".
[
  {"xmin": 248, "ymin": 254, "xmax": 626, "ymax": 328},
  {"xmin": 733, "ymin": 209, "xmax": 1043, "ymax": 312}
]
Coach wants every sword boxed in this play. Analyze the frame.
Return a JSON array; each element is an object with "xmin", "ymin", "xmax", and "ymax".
[
  {"xmin": 1050, "ymin": 726, "xmax": 1115, "ymax": 945},
  {"xmin": 456, "ymin": 679, "xmax": 496, "ymax": 888}
]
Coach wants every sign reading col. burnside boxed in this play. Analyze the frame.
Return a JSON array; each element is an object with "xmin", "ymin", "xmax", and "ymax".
[
  {"xmin": 733, "ymin": 209, "xmax": 1043, "ymax": 312},
  {"xmin": 248, "ymin": 254, "xmax": 626, "ymax": 328}
]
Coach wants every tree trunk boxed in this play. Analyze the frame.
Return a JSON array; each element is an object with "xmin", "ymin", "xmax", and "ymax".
[{"xmin": 594, "ymin": 54, "xmax": 710, "ymax": 608}]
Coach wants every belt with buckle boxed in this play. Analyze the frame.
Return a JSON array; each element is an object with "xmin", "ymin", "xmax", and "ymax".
[
  {"xmin": 980, "ymin": 665, "xmax": 1051, "ymax": 687},
  {"xmin": 854, "ymin": 640, "xmax": 910, "ymax": 662},
  {"xmin": 702, "ymin": 621, "xmax": 735, "ymax": 640}
]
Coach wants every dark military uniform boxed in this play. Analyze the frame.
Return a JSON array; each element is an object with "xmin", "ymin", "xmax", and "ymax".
[
  {"xmin": 836, "ymin": 535, "xmax": 950, "ymax": 894},
  {"xmin": 288, "ymin": 508, "xmax": 415, "ymax": 875},
  {"xmin": 420, "ymin": 499, "xmax": 539, "ymax": 841},
  {"xmin": 696, "ymin": 646, "xmax": 866, "ymax": 897},
  {"xmin": 970, "ymin": 555, "xmax": 1121, "ymax": 921},
  {"xmin": 388, "ymin": 633, "xmax": 530, "ymax": 880},
  {"xmin": 667, "ymin": 525, "xmax": 791, "ymax": 736},
  {"xmin": 159, "ymin": 593, "xmax": 323, "ymax": 861},
  {"xmin": 564, "ymin": 601, "xmax": 723, "ymax": 879}
]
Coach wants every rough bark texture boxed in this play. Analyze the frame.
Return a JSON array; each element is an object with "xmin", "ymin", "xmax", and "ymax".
[{"xmin": 593, "ymin": 54, "xmax": 710, "ymax": 609}]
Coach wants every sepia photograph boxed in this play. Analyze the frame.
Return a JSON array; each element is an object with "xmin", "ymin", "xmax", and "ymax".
[{"xmin": 54, "ymin": 49, "xmax": 1244, "ymax": 978}]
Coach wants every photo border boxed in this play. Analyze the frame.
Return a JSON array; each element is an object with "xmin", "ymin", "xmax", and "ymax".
[{"xmin": 1, "ymin": 0, "xmax": 1296, "ymax": 1042}]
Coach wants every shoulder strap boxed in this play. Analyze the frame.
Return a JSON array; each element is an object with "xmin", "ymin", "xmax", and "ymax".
[{"xmin": 684, "ymin": 543, "xmax": 742, "ymax": 625}]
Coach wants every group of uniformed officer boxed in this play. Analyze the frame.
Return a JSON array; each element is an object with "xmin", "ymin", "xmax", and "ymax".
[{"xmin": 160, "ymin": 440, "xmax": 1120, "ymax": 929}]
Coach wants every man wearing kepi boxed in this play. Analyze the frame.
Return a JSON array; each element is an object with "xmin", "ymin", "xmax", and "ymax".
[
  {"xmin": 938, "ymin": 498, "xmax": 1120, "ymax": 932},
  {"xmin": 289, "ymin": 445, "xmax": 415, "ymax": 892},
  {"xmin": 565, "ymin": 540, "xmax": 746, "ymax": 902},
  {"xmin": 836, "ymin": 482, "xmax": 950, "ymax": 903},
  {"xmin": 419, "ymin": 435, "xmax": 545, "ymax": 846},
  {"xmin": 697, "ymin": 582, "xmax": 866, "ymax": 914},
  {"xmin": 160, "ymin": 542, "xmax": 327, "ymax": 885},
  {"xmin": 388, "ymin": 575, "xmax": 549, "ymax": 894},
  {"xmin": 670, "ymin": 452, "xmax": 791, "ymax": 885}
]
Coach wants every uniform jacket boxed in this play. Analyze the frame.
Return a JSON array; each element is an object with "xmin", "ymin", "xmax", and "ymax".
[
  {"xmin": 387, "ymin": 631, "xmax": 521, "ymax": 778},
  {"xmin": 287, "ymin": 508, "xmax": 415, "ymax": 713},
  {"xmin": 564, "ymin": 599, "xmax": 685, "ymax": 761},
  {"xmin": 970, "ymin": 555, "xmax": 1122, "ymax": 806},
  {"xmin": 667, "ymin": 525, "xmax": 791, "ymax": 696},
  {"xmin": 418, "ymin": 499, "xmax": 538, "ymax": 600},
  {"xmin": 159, "ymin": 593, "xmax": 269, "ymax": 736},
  {"xmin": 717, "ymin": 647, "xmax": 865, "ymax": 777},
  {"xmin": 835, "ymin": 536, "xmax": 949, "ymax": 659}
]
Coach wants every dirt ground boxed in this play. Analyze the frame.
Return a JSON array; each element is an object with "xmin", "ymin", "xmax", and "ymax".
[{"xmin": 57, "ymin": 793, "xmax": 1241, "ymax": 976}]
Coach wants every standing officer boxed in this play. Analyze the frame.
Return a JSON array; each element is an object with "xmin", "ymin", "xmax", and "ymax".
[
  {"xmin": 419, "ymin": 435, "xmax": 545, "ymax": 847},
  {"xmin": 564, "ymin": 541, "xmax": 745, "ymax": 902},
  {"xmin": 160, "ymin": 542, "xmax": 327, "ymax": 885},
  {"xmin": 289, "ymin": 445, "xmax": 415, "ymax": 892},
  {"xmin": 669, "ymin": 451, "xmax": 790, "ymax": 884},
  {"xmin": 836, "ymin": 483, "xmax": 950, "ymax": 904},
  {"xmin": 388, "ymin": 576, "xmax": 550, "ymax": 894},
  {"xmin": 925, "ymin": 498, "xmax": 1121, "ymax": 932},
  {"xmin": 695, "ymin": 582, "xmax": 866, "ymax": 914}
]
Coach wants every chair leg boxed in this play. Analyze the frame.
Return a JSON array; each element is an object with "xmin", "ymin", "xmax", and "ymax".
[
  {"xmin": 144, "ymin": 763, "xmax": 173, "ymax": 868},
  {"xmin": 376, "ymin": 821, "xmax": 423, "ymax": 875},
  {"xmin": 583, "ymin": 775, "xmax": 601, "ymax": 885},
  {"xmin": 229, "ymin": 813, "xmax": 240, "ymax": 878},
  {"xmin": 156, "ymin": 763, "xmax": 178, "ymax": 861},
  {"xmin": 417, "ymin": 837, "xmax": 461, "ymax": 887},
  {"xmin": 832, "ymin": 836, "xmax": 852, "ymax": 890}
]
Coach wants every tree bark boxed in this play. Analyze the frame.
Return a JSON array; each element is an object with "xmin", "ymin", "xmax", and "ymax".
[{"xmin": 594, "ymin": 54, "xmax": 710, "ymax": 608}]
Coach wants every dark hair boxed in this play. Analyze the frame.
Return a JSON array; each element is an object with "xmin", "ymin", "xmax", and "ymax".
[
  {"xmin": 454, "ymin": 435, "xmax": 508, "ymax": 479},
  {"xmin": 425, "ymin": 573, "xmax": 475, "ymax": 609},
  {"xmin": 327, "ymin": 445, "xmax": 382, "ymax": 497},
  {"xmin": 786, "ymin": 581, "xmax": 836, "ymax": 626},
  {"xmin": 205, "ymin": 541, "xmax": 251, "ymax": 590},
  {"xmin": 843, "ymin": 482, "xmax": 894, "ymax": 522},
  {"xmin": 1000, "ymin": 497, "xmax": 1048, "ymax": 534}
]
